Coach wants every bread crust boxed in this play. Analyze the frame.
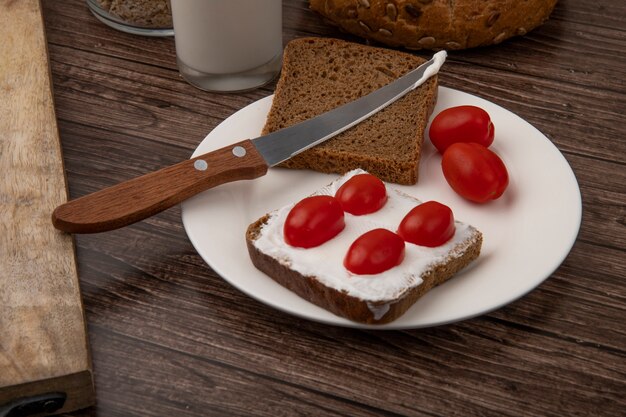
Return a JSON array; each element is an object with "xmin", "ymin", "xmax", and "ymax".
[
  {"xmin": 309, "ymin": 0, "xmax": 558, "ymax": 50},
  {"xmin": 246, "ymin": 214, "xmax": 483, "ymax": 324}
]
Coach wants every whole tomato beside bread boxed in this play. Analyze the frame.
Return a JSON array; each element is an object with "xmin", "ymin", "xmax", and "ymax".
[
  {"xmin": 429, "ymin": 105, "xmax": 494, "ymax": 153},
  {"xmin": 430, "ymin": 105, "xmax": 509, "ymax": 202},
  {"xmin": 442, "ymin": 142, "xmax": 509, "ymax": 203}
]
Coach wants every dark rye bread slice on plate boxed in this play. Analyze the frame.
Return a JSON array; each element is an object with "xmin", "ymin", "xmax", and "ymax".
[
  {"xmin": 245, "ymin": 170, "xmax": 483, "ymax": 325},
  {"xmin": 262, "ymin": 37, "xmax": 438, "ymax": 185}
]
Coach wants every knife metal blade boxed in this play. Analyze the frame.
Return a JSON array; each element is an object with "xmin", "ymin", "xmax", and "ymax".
[
  {"xmin": 52, "ymin": 51, "xmax": 446, "ymax": 234},
  {"xmin": 254, "ymin": 50, "xmax": 446, "ymax": 166}
]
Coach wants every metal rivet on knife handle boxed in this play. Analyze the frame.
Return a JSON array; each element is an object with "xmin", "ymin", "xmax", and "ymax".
[
  {"xmin": 232, "ymin": 146, "xmax": 247, "ymax": 157},
  {"xmin": 194, "ymin": 159, "xmax": 208, "ymax": 171}
]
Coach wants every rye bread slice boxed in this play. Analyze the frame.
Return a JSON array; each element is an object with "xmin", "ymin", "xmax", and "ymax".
[
  {"xmin": 262, "ymin": 37, "xmax": 438, "ymax": 185},
  {"xmin": 245, "ymin": 171, "xmax": 483, "ymax": 325}
]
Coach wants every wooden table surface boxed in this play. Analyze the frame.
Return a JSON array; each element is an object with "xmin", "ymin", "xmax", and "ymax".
[{"xmin": 40, "ymin": 1, "xmax": 624, "ymax": 416}]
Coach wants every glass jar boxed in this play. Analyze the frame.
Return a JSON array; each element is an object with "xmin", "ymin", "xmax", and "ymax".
[{"xmin": 86, "ymin": 0, "xmax": 174, "ymax": 37}]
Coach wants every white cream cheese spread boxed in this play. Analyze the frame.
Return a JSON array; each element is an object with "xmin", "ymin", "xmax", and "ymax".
[
  {"xmin": 416, "ymin": 50, "xmax": 446, "ymax": 88},
  {"xmin": 253, "ymin": 170, "xmax": 477, "ymax": 305}
]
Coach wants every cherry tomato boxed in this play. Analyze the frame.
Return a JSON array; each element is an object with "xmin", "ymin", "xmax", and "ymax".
[
  {"xmin": 335, "ymin": 173, "xmax": 387, "ymax": 215},
  {"xmin": 397, "ymin": 201, "xmax": 456, "ymax": 247},
  {"xmin": 344, "ymin": 229, "xmax": 405, "ymax": 275},
  {"xmin": 429, "ymin": 105, "xmax": 495, "ymax": 153},
  {"xmin": 284, "ymin": 195, "xmax": 345, "ymax": 248},
  {"xmin": 442, "ymin": 142, "xmax": 509, "ymax": 203}
]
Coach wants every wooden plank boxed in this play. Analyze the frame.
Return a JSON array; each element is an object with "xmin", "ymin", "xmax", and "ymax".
[
  {"xmin": 0, "ymin": 0, "xmax": 94, "ymax": 413},
  {"xmin": 73, "ymin": 260, "xmax": 625, "ymax": 417},
  {"xmin": 85, "ymin": 326, "xmax": 389, "ymax": 417},
  {"xmin": 33, "ymin": 0, "xmax": 626, "ymax": 416}
]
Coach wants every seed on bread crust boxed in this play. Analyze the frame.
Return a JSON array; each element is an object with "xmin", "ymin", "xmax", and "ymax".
[
  {"xmin": 486, "ymin": 11, "xmax": 501, "ymax": 27},
  {"xmin": 379, "ymin": 28, "xmax": 393, "ymax": 36},
  {"xmin": 359, "ymin": 20, "xmax": 372, "ymax": 32},
  {"xmin": 418, "ymin": 36, "xmax": 436, "ymax": 47},
  {"xmin": 493, "ymin": 31, "xmax": 507, "ymax": 43},
  {"xmin": 404, "ymin": 4, "xmax": 422, "ymax": 19},
  {"xmin": 386, "ymin": 3, "xmax": 398, "ymax": 21},
  {"xmin": 358, "ymin": 0, "xmax": 371, "ymax": 7}
]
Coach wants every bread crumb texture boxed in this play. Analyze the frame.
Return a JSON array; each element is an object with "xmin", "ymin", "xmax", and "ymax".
[{"xmin": 263, "ymin": 37, "xmax": 438, "ymax": 184}]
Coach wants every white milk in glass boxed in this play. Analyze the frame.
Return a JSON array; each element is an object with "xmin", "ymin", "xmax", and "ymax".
[{"xmin": 171, "ymin": 0, "xmax": 283, "ymax": 92}]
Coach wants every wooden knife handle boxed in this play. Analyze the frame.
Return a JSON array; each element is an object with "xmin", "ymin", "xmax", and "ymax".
[{"xmin": 52, "ymin": 139, "xmax": 268, "ymax": 233}]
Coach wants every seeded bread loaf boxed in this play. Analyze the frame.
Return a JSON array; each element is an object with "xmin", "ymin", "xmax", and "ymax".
[
  {"xmin": 245, "ymin": 170, "xmax": 483, "ymax": 324},
  {"xmin": 262, "ymin": 37, "xmax": 438, "ymax": 185},
  {"xmin": 309, "ymin": 0, "xmax": 558, "ymax": 50}
]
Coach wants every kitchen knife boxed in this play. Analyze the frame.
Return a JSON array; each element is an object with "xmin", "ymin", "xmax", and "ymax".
[{"xmin": 52, "ymin": 51, "xmax": 446, "ymax": 233}]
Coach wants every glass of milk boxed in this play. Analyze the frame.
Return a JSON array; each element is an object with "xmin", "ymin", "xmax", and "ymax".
[{"xmin": 170, "ymin": 0, "xmax": 283, "ymax": 92}]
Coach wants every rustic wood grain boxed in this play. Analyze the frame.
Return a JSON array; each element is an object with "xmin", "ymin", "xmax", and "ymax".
[
  {"xmin": 26, "ymin": 0, "xmax": 626, "ymax": 415},
  {"xmin": 0, "ymin": 0, "xmax": 95, "ymax": 413}
]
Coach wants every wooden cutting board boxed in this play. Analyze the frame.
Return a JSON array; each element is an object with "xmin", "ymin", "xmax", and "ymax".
[{"xmin": 0, "ymin": 0, "xmax": 95, "ymax": 415}]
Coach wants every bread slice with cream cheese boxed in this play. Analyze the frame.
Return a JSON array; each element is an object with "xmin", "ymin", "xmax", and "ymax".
[{"xmin": 245, "ymin": 170, "xmax": 482, "ymax": 324}]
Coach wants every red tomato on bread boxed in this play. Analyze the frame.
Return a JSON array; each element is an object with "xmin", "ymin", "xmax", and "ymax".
[
  {"xmin": 344, "ymin": 229, "xmax": 405, "ymax": 275},
  {"xmin": 335, "ymin": 173, "xmax": 387, "ymax": 215},
  {"xmin": 284, "ymin": 195, "xmax": 345, "ymax": 248},
  {"xmin": 442, "ymin": 142, "xmax": 509, "ymax": 203},
  {"xmin": 397, "ymin": 201, "xmax": 456, "ymax": 247},
  {"xmin": 429, "ymin": 105, "xmax": 495, "ymax": 153}
]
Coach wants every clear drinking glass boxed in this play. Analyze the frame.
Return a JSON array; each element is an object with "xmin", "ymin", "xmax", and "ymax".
[{"xmin": 170, "ymin": 0, "xmax": 283, "ymax": 92}]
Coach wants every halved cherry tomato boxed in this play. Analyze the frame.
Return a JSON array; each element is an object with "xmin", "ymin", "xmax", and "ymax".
[
  {"xmin": 442, "ymin": 142, "xmax": 509, "ymax": 203},
  {"xmin": 284, "ymin": 195, "xmax": 345, "ymax": 248},
  {"xmin": 429, "ymin": 105, "xmax": 495, "ymax": 153},
  {"xmin": 397, "ymin": 201, "xmax": 456, "ymax": 247},
  {"xmin": 335, "ymin": 173, "xmax": 387, "ymax": 215},
  {"xmin": 344, "ymin": 229, "xmax": 405, "ymax": 275}
]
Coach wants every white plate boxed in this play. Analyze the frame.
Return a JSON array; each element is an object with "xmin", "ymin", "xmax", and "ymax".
[{"xmin": 181, "ymin": 87, "xmax": 582, "ymax": 329}]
